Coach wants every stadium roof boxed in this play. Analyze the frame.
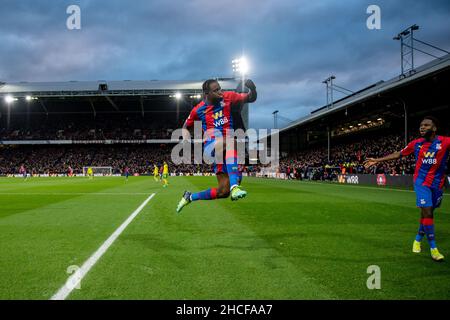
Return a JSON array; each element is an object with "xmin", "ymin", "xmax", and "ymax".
[
  {"xmin": 0, "ymin": 78, "xmax": 241, "ymax": 97},
  {"xmin": 278, "ymin": 53, "xmax": 450, "ymax": 134}
]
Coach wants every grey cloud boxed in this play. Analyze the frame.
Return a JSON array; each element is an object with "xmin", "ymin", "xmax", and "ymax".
[{"xmin": 0, "ymin": 0, "xmax": 449, "ymax": 129}]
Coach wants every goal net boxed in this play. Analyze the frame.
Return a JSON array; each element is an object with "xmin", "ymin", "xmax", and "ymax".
[{"xmin": 82, "ymin": 166, "xmax": 113, "ymax": 176}]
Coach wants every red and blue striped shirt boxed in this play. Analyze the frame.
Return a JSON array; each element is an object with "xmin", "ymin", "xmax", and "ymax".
[
  {"xmin": 400, "ymin": 135, "xmax": 450, "ymax": 189},
  {"xmin": 185, "ymin": 91, "xmax": 248, "ymax": 140}
]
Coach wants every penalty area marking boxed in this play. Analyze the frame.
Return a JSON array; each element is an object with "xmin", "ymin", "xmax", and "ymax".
[{"xmin": 50, "ymin": 193, "xmax": 156, "ymax": 300}]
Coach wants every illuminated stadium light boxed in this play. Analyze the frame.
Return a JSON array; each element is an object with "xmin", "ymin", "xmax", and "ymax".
[
  {"xmin": 4, "ymin": 95, "xmax": 17, "ymax": 104},
  {"xmin": 232, "ymin": 56, "xmax": 249, "ymax": 75},
  {"xmin": 196, "ymin": 94, "xmax": 201, "ymax": 99},
  {"xmin": 25, "ymin": 95, "xmax": 32, "ymax": 101},
  {"xmin": 174, "ymin": 92, "xmax": 182, "ymax": 100}
]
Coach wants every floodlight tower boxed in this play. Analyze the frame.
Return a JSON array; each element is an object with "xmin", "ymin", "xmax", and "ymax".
[
  {"xmin": 393, "ymin": 24, "xmax": 449, "ymax": 78},
  {"xmin": 272, "ymin": 110, "xmax": 279, "ymax": 129},
  {"xmin": 322, "ymin": 75, "xmax": 335, "ymax": 110},
  {"xmin": 322, "ymin": 75, "xmax": 354, "ymax": 110},
  {"xmin": 393, "ymin": 24, "xmax": 419, "ymax": 77}
]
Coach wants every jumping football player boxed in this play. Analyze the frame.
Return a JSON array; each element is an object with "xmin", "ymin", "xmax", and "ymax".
[
  {"xmin": 176, "ymin": 78, "xmax": 257, "ymax": 213},
  {"xmin": 364, "ymin": 116, "xmax": 449, "ymax": 262}
]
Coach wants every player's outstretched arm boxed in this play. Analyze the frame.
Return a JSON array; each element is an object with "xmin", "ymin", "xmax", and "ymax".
[
  {"xmin": 363, "ymin": 151, "xmax": 401, "ymax": 169},
  {"xmin": 244, "ymin": 79, "xmax": 257, "ymax": 103}
]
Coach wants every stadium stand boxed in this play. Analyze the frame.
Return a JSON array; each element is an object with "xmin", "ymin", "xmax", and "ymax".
[
  {"xmin": 0, "ymin": 56, "xmax": 449, "ymax": 178},
  {"xmin": 0, "ymin": 79, "xmax": 246, "ymax": 176},
  {"xmin": 273, "ymin": 54, "xmax": 450, "ymax": 182},
  {"xmin": 277, "ymin": 132, "xmax": 416, "ymax": 180}
]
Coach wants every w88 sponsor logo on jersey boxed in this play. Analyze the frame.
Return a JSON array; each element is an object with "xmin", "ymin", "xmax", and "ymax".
[
  {"xmin": 213, "ymin": 114, "xmax": 229, "ymax": 127},
  {"xmin": 422, "ymin": 151, "xmax": 437, "ymax": 164}
]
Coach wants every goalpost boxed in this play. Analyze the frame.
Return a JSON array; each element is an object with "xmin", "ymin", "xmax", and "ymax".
[{"xmin": 82, "ymin": 166, "xmax": 113, "ymax": 176}]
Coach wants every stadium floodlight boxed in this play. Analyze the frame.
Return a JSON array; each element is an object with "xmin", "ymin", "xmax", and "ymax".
[
  {"xmin": 232, "ymin": 56, "xmax": 249, "ymax": 76},
  {"xmin": 174, "ymin": 92, "xmax": 182, "ymax": 100},
  {"xmin": 400, "ymin": 30, "xmax": 410, "ymax": 36},
  {"xmin": 322, "ymin": 75, "xmax": 336, "ymax": 84},
  {"xmin": 4, "ymin": 95, "xmax": 17, "ymax": 104}
]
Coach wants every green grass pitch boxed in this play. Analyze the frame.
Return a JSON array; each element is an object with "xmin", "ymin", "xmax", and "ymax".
[{"xmin": 0, "ymin": 176, "xmax": 449, "ymax": 300}]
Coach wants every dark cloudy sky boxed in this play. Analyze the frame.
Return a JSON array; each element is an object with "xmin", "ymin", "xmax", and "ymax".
[{"xmin": 1, "ymin": 0, "xmax": 449, "ymax": 129}]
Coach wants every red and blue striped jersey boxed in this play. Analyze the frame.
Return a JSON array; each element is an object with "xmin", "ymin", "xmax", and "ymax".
[
  {"xmin": 185, "ymin": 91, "xmax": 248, "ymax": 139},
  {"xmin": 400, "ymin": 136, "xmax": 450, "ymax": 189}
]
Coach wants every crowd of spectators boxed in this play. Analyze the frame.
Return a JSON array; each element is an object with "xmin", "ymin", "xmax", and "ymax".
[
  {"xmin": 276, "ymin": 133, "xmax": 421, "ymax": 181},
  {"xmin": 0, "ymin": 116, "xmax": 180, "ymax": 141},
  {"xmin": 1, "ymin": 132, "xmax": 447, "ymax": 177},
  {"xmin": 0, "ymin": 144, "xmax": 212, "ymax": 175}
]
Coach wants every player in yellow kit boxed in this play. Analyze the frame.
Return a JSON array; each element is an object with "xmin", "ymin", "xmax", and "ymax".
[
  {"xmin": 87, "ymin": 167, "xmax": 94, "ymax": 180},
  {"xmin": 162, "ymin": 161, "xmax": 169, "ymax": 188},
  {"xmin": 153, "ymin": 165, "xmax": 159, "ymax": 182}
]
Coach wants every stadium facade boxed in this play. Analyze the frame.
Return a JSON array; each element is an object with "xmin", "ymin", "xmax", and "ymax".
[
  {"xmin": 262, "ymin": 54, "xmax": 450, "ymax": 188},
  {"xmin": 0, "ymin": 78, "xmax": 248, "ymax": 143},
  {"xmin": 0, "ymin": 78, "xmax": 249, "ymax": 176}
]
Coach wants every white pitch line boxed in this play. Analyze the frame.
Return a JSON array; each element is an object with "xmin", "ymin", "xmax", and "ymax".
[
  {"xmin": 253, "ymin": 177, "xmax": 450, "ymax": 196},
  {"xmin": 50, "ymin": 193, "xmax": 156, "ymax": 300},
  {"xmin": 306, "ymin": 182, "xmax": 450, "ymax": 196}
]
